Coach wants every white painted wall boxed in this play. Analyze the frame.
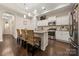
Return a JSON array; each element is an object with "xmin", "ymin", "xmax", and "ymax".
[
  {"xmin": 2, "ymin": 14, "xmax": 15, "ymax": 36},
  {"xmin": 31, "ymin": 16, "xmax": 38, "ymax": 30},
  {"xmin": 0, "ymin": 12, "xmax": 3, "ymax": 41},
  {"xmin": 15, "ymin": 16, "xmax": 36, "ymax": 29},
  {"xmin": 13, "ymin": 16, "xmax": 38, "ymax": 38},
  {"xmin": 0, "ymin": 5, "xmax": 38, "ymax": 41},
  {"xmin": 13, "ymin": 16, "xmax": 25, "ymax": 38},
  {"xmin": 0, "ymin": 5, "xmax": 27, "ymax": 39},
  {"xmin": 0, "ymin": 21, "xmax": 3, "ymax": 41}
]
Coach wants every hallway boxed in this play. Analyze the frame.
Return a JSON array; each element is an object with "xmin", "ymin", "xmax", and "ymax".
[
  {"xmin": 2, "ymin": 37, "xmax": 14, "ymax": 55},
  {"xmin": 0, "ymin": 35, "xmax": 16, "ymax": 56},
  {"xmin": 0, "ymin": 35, "xmax": 74, "ymax": 56}
]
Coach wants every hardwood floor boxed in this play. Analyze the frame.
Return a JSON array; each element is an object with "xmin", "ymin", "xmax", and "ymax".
[
  {"xmin": 33, "ymin": 39, "xmax": 71, "ymax": 56},
  {"xmin": 1, "ymin": 35, "xmax": 28, "ymax": 56},
  {"xmin": 0, "ymin": 35, "xmax": 76, "ymax": 56}
]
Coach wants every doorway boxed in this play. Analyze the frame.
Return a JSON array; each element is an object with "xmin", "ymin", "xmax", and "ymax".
[
  {"xmin": 4, "ymin": 22, "xmax": 10, "ymax": 34},
  {"xmin": 2, "ymin": 13, "xmax": 15, "ymax": 35}
]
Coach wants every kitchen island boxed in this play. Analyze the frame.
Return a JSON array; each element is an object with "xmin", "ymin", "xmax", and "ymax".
[{"xmin": 34, "ymin": 30, "xmax": 48, "ymax": 51}]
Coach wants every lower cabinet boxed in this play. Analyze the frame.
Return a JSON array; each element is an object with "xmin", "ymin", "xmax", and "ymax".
[{"xmin": 56, "ymin": 31, "xmax": 70, "ymax": 43}]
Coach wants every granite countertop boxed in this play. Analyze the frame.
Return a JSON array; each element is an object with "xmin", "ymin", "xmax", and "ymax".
[{"xmin": 34, "ymin": 30, "xmax": 48, "ymax": 33}]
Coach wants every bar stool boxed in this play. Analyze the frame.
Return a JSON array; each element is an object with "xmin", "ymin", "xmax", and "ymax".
[
  {"xmin": 16, "ymin": 29, "xmax": 21, "ymax": 45},
  {"xmin": 26, "ymin": 30, "xmax": 41, "ymax": 55},
  {"xmin": 21, "ymin": 29, "xmax": 28, "ymax": 48}
]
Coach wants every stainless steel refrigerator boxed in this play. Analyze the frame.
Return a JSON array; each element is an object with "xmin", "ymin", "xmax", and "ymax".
[{"xmin": 69, "ymin": 4, "xmax": 79, "ymax": 56}]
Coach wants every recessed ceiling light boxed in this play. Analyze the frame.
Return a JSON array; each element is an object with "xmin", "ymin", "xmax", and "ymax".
[
  {"xmin": 28, "ymin": 13, "xmax": 32, "ymax": 17},
  {"xmin": 41, "ymin": 6, "xmax": 46, "ymax": 10},
  {"xmin": 33, "ymin": 9, "xmax": 37, "ymax": 15},
  {"xmin": 25, "ymin": 7, "xmax": 28, "ymax": 10},
  {"xmin": 24, "ymin": 15, "xmax": 26, "ymax": 18}
]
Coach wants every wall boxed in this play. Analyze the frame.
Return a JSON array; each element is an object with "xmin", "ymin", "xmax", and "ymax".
[
  {"xmin": 0, "ymin": 6, "xmax": 26, "ymax": 39},
  {"xmin": 31, "ymin": 16, "xmax": 38, "ymax": 30},
  {"xmin": 1, "ymin": 13, "xmax": 15, "ymax": 37},
  {"xmin": 13, "ymin": 16, "xmax": 38, "ymax": 38},
  {"xmin": 0, "ymin": 22, "xmax": 3, "ymax": 41},
  {"xmin": 0, "ymin": 5, "xmax": 39, "ymax": 42},
  {"xmin": 0, "ymin": 12, "xmax": 36, "ymax": 39},
  {"xmin": 0, "ymin": 12, "xmax": 3, "ymax": 41},
  {"xmin": 13, "ymin": 16, "xmax": 25, "ymax": 38}
]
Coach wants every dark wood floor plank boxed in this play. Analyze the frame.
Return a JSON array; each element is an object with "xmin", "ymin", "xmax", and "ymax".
[{"xmin": 0, "ymin": 35, "xmax": 75, "ymax": 56}]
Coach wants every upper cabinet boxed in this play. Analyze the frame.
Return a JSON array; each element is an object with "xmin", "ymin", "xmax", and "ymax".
[
  {"xmin": 37, "ymin": 14, "xmax": 70, "ymax": 27},
  {"xmin": 62, "ymin": 15, "xmax": 69, "ymax": 25},
  {"xmin": 56, "ymin": 15, "xmax": 70, "ymax": 25},
  {"xmin": 37, "ymin": 20, "xmax": 48, "ymax": 26},
  {"xmin": 56, "ymin": 17, "xmax": 61, "ymax": 25},
  {"xmin": 37, "ymin": 16, "xmax": 56, "ymax": 26}
]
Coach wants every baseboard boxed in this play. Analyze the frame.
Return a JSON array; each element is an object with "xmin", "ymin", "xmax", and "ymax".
[
  {"xmin": 49, "ymin": 39, "xmax": 70, "ymax": 44},
  {"xmin": 3, "ymin": 34, "xmax": 16, "ymax": 40},
  {"xmin": 0, "ymin": 40, "xmax": 3, "ymax": 42},
  {"xmin": 3, "ymin": 34, "xmax": 12, "ymax": 36},
  {"xmin": 11, "ymin": 35, "xmax": 16, "ymax": 40},
  {"xmin": 56, "ymin": 39, "xmax": 70, "ymax": 44}
]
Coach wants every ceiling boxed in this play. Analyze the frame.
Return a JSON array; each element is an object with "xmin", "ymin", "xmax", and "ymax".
[{"xmin": 0, "ymin": 3, "xmax": 74, "ymax": 18}]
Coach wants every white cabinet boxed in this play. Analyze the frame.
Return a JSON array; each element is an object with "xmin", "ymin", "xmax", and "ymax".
[
  {"xmin": 0, "ymin": 26, "xmax": 3, "ymax": 41},
  {"xmin": 48, "ymin": 16, "xmax": 56, "ymax": 22},
  {"xmin": 56, "ymin": 31, "xmax": 70, "ymax": 43},
  {"xmin": 56, "ymin": 15, "xmax": 69, "ymax": 25},
  {"xmin": 56, "ymin": 31, "xmax": 61, "ymax": 40},
  {"xmin": 37, "ymin": 16, "xmax": 56, "ymax": 26},
  {"xmin": 62, "ymin": 16, "xmax": 69, "ymax": 25},
  {"xmin": 56, "ymin": 14, "xmax": 70, "ymax": 43},
  {"xmin": 56, "ymin": 17, "xmax": 62, "ymax": 25},
  {"xmin": 37, "ymin": 20, "xmax": 48, "ymax": 26},
  {"xmin": 62, "ymin": 31, "xmax": 70, "ymax": 42}
]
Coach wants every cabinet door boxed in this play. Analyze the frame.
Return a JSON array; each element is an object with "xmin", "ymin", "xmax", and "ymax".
[
  {"xmin": 62, "ymin": 15, "xmax": 69, "ymax": 25},
  {"xmin": 56, "ymin": 31, "xmax": 62, "ymax": 40},
  {"xmin": 37, "ymin": 20, "xmax": 48, "ymax": 26},
  {"xmin": 61, "ymin": 31, "xmax": 70, "ymax": 42},
  {"xmin": 56, "ymin": 31, "xmax": 70, "ymax": 42},
  {"xmin": 56, "ymin": 15, "xmax": 69, "ymax": 25},
  {"xmin": 56, "ymin": 17, "xmax": 62, "ymax": 25}
]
